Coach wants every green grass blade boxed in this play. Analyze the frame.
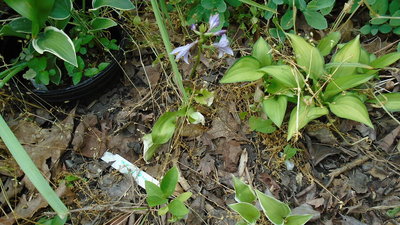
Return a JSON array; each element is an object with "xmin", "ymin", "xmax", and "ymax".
[{"xmin": 0, "ymin": 115, "xmax": 69, "ymax": 219}]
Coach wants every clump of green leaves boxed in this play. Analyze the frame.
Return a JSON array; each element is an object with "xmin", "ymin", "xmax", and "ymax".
[
  {"xmin": 358, "ymin": 0, "xmax": 400, "ymax": 35},
  {"xmin": 145, "ymin": 166, "xmax": 192, "ymax": 222},
  {"xmin": 221, "ymin": 33, "xmax": 400, "ymax": 140},
  {"xmin": 229, "ymin": 176, "xmax": 312, "ymax": 225}
]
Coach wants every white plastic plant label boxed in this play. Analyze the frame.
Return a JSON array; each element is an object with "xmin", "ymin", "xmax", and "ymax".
[{"xmin": 101, "ymin": 152, "xmax": 159, "ymax": 188}]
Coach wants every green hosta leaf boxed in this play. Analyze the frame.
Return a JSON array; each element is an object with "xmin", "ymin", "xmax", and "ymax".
[
  {"xmin": 49, "ymin": 0, "xmax": 72, "ymax": 20},
  {"xmin": 256, "ymin": 190, "xmax": 290, "ymax": 225},
  {"xmin": 280, "ymin": 9, "xmax": 294, "ymax": 30},
  {"xmin": 0, "ymin": 25, "xmax": 27, "ymax": 38},
  {"xmin": 168, "ymin": 199, "xmax": 189, "ymax": 217},
  {"xmin": 303, "ymin": 10, "xmax": 328, "ymax": 29},
  {"xmin": 329, "ymin": 94, "xmax": 373, "ymax": 128},
  {"xmin": 151, "ymin": 111, "xmax": 179, "ymax": 144},
  {"xmin": 175, "ymin": 192, "xmax": 192, "ymax": 202},
  {"xmin": 160, "ymin": 166, "xmax": 179, "ymax": 198},
  {"xmin": 252, "ymin": 37, "xmax": 273, "ymax": 67},
  {"xmin": 8, "ymin": 17, "xmax": 32, "ymax": 34},
  {"xmin": 92, "ymin": 0, "xmax": 135, "ymax": 10},
  {"xmin": 262, "ymin": 95, "xmax": 287, "ymax": 127},
  {"xmin": 286, "ymin": 33, "xmax": 324, "ymax": 80},
  {"xmin": 145, "ymin": 181, "xmax": 167, "ymax": 207},
  {"xmin": 287, "ymin": 100, "xmax": 328, "ymax": 140},
  {"xmin": 258, "ymin": 65, "xmax": 304, "ymax": 88},
  {"xmin": 324, "ymin": 74, "xmax": 375, "ymax": 99},
  {"xmin": 317, "ymin": 32, "xmax": 341, "ymax": 56},
  {"xmin": 229, "ymin": 202, "xmax": 260, "ymax": 225},
  {"xmin": 220, "ymin": 56, "xmax": 264, "ymax": 83},
  {"xmin": 370, "ymin": 52, "xmax": 400, "ymax": 69},
  {"xmin": 285, "ymin": 214, "xmax": 313, "ymax": 225},
  {"xmin": 248, "ymin": 116, "xmax": 276, "ymax": 134},
  {"xmin": 32, "ymin": 26, "xmax": 77, "ymax": 67},
  {"xmin": 4, "ymin": 0, "xmax": 55, "ymax": 37},
  {"xmin": 370, "ymin": 93, "xmax": 400, "ymax": 112},
  {"xmin": 143, "ymin": 134, "xmax": 161, "ymax": 162},
  {"xmin": 201, "ymin": 0, "xmax": 227, "ymax": 12},
  {"xmin": 90, "ymin": 17, "xmax": 117, "ymax": 31},
  {"xmin": 232, "ymin": 176, "xmax": 256, "ymax": 203},
  {"xmin": 331, "ymin": 35, "xmax": 360, "ymax": 78}
]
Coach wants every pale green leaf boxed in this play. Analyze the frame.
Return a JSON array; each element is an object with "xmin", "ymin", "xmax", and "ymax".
[
  {"xmin": 175, "ymin": 192, "xmax": 192, "ymax": 202},
  {"xmin": 324, "ymin": 74, "xmax": 374, "ymax": 99},
  {"xmin": 331, "ymin": 35, "xmax": 360, "ymax": 78},
  {"xmin": 262, "ymin": 95, "xmax": 287, "ymax": 127},
  {"xmin": 92, "ymin": 0, "xmax": 135, "ymax": 10},
  {"xmin": 285, "ymin": 214, "xmax": 313, "ymax": 225},
  {"xmin": 143, "ymin": 134, "xmax": 161, "ymax": 162},
  {"xmin": 232, "ymin": 176, "xmax": 256, "ymax": 203},
  {"xmin": 145, "ymin": 181, "xmax": 167, "ymax": 207},
  {"xmin": 286, "ymin": 33, "xmax": 325, "ymax": 80},
  {"xmin": 329, "ymin": 94, "xmax": 373, "ymax": 128},
  {"xmin": 248, "ymin": 116, "xmax": 276, "ymax": 134},
  {"xmin": 220, "ymin": 56, "xmax": 264, "ymax": 83},
  {"xmin": 160, "ymin": 166, "xmax": 179, "ymax": 198},
  {"xmin": 229, "ymin": 202, "xmax": 260, "ymax": 225},
  {"xmin": 370, "ymin": 52, "xmax": 400, "ymax": 69},
  {"xmin": 90, "ymin": 17, "xmax": 117, "ymax": 31},
  {"xmin": 252, "ymin": 37, "xmax": 273, "ymax": 67},
  {"xmin": 32, "ymin": 26, "xmax": 77, "ymax": 67},
  {"xmin": 370, "ymin": 93, "xmax": 400, "ymax": 112},
  {"xmin": 168, "ymin": 199, "xmax": 189, "ymax": 217},
  {"xmin": 317, "ymin": 32, "xmax": 341, "ymax": 56},
  {"xmin": 151, "ymin": 111, "xmax": 179, "ymax": 144},
  {"xmin": 256, "ymin": 190, "xmax": 290, "ymax": 225},
  {"xmin": 258, "ymin": 65, "xmax": 304, "ymax": 88},
  {"xmin": 49, "ymin": 0, "xmax": 72, "ymax": 20},
  {"xmin": 158, "ymin": 206, "xmax": 169, "ymax": 216}
]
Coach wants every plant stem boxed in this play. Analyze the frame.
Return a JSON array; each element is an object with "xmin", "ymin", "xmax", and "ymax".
[
  {"xmin": 0, "ymin": 115, "xmax": 69, "ymax": 219},
  {"xmin": 158, "ymin": 0, "xmax": 170, "ymax": 20},
  {"xmin": 189, "ymin": 36, "xmax": 204, "ymax": 79},
  {"xmin": 0, "ymin": 63, "xmax": 28, "ymax": 89},
  {"xmin": 150, "ymin": 0, "xmax": 188, "ymax": 104}
]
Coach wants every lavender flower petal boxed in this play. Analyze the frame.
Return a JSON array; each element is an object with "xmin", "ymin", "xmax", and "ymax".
[
  {"xmin": 208, "ymin": 14, "xmax": 220, "ymax": 31},
  {"xmin": 212, "ymin": 29, "xmax": 226, "ymax": 36},
  {"xmin": 213, "ymin": 34, "xmax": 233, "ymax": 58},
  {"xmin": 171, "ymin": 41, "xmax": 198, "ymax": 64}
]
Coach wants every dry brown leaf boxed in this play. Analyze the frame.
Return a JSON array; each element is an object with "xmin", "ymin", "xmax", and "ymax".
[{"xmin": 217, "ymin": 139, "xmax": 242, "ymax": 172}]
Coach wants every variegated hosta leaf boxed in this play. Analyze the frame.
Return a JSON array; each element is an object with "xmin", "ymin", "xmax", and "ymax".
[
  {"xmin": 232, "ymin": 176, "xmax": 256, "ymax": 203},
  {"xmin": 285, "ymin": 214, "xmax": 313, "ymax": 225},
  {"xmin": 49, "ymin": 0, "xmax": 72, "ymax": 20},
  {"xmin": 90, "ymin": 17, "xmax": 117, "ymax": 31},
  {"xmin": 256, "ymin": 190, "xmax": 290, "ymax": 225},
  {"xmin": 229, "ymin": 202, "xmax": 260, "ymax": 225},
  {"xmin": 330, "ymin": 35, "xmax": 361, "ymax": 78}
]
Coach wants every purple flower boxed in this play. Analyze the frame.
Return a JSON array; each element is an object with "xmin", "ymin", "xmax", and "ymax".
[
  {"xmin": 171, "ymin": 40, "xmax": 198, "ymax": 64},
  {"xmin": 190, "ymin": 24, "xmax": 197, "ymax": 31},
  {"xmin": 213, "ymin": 34, "xmax": 233, "ymax": 58},
  {"xmin": 212, "ymin": 29, "xmax": 226, "ymax": 36},
  {"xmin": 208, "ymin": 14, "xmax": 220, "ymax": 31}
]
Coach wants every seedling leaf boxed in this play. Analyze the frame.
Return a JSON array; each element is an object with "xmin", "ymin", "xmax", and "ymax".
[
  {"xmin": 160, "ymin": 166, "xmax": 179, "ymax": 198},
  {"xmin": 256, "ymin": 190, "xmax": 290, "ymax": 225}
]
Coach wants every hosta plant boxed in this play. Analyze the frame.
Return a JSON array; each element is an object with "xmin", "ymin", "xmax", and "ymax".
[
  {"xmin": 220, "ymin": 32, "xmax": 400, "ymax": 140},
  {"xmin": 229, "ymin": 176, "xmax": 312, "ymax": 225},
  {"xmin": 0, "ymin": 0, "xmax": 134, "ymax": 88},
  {"xmin": 145, "ymin": 166, "xmax": 192, "ymax": 222}
]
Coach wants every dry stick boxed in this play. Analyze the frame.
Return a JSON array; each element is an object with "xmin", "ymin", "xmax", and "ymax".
[{"xmin": 327, "ymin": 155, "xmax": 370, "ymax": 186}]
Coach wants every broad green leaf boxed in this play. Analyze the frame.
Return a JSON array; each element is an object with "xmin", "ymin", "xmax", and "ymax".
[
  {"xmin": 256, "ymin": 190, "xmax": 290, "ymax": 225},
  {"xmin": 370, "ymin": 52, "xmax": 400, "ymax": 69},
  {"xmin": 37, "ymin": 71, "xmax": 50, "ymax": 85},
  {"xmin": 258, "ymin": 65, "xmax": 304, "ymax": 88},
  {"xmin": 248, "ymin": 116, "xmax": 276, "ymax": 134},
  {"xmin": 324, "ymin": 62, "xmax": 373, "ymax": 70},
  {"xmin": 72, "ymin": 72, "xmax": 83, "ymax": 85},
  {"xmin": 158, "ymin": 206, "xmax": 169, "ymax": 216},
  {"xmin": 90, "ymin": 17, "xmax": 118, "ymax": 31},
  {"xmin": 229, "ymin": 203, "xmax": 260, "ymax": 225},
  {"xmin": 49, "ymin": 0, "xmax": 72, "ymax": 20},
  {"xmin": 317, "ymin": 32, "xmax": 341, "ymax": 56},
  {"xmin": 324, "ymin": 74, "xmax": 374, "ymax": 99},
  {"xmin": 252, "ymin": 37, "xmax": 273, "ymax": 67},
  {"xmin": 232, "ymin": 176, "xmax": 256, "ymax": 203},
  {"xmin": 283, "ymin": 145, "xmax": 300, "ymax": 160},
  {"xmin": 8, "ymin": 17, "xmax": 32, "ymax": 34},
  {"xmin": 287, "ymin": 100, "xmax": 328, "ymax": 140},
  {"xmin": 285, "ymin": 214, "xmax": 313, "ymax": 225},
  {"xmin": 280, "ymin": 10, "xmax": 294, "ymax": 30},
  {"xmin": 160, "ymin": 166, "xmax": 179, "ymax": 198},
  {"xmin": 220, "ymin": 56, "xmax": 264, "ymax": 83},
  {"xmin": 286, "ymin": 33, "xmax": 324, "ymax": 80},
  {"xmin": 84, "ymin": 68, "xmax": 99, "ymax": 77},
  {"xmin": 378, "ymin": 24, "xmax": 392, "ymax": 34},
  {"xmin": 145, "ymin": 181, "xmax": 167, "ymax": 207},
  {"xmin": 389, "ymin": 0, "xmax": 400, "ymax": 15},
  {"xmin": 151, "ymin": 111, "xmax": 179, "ymax": 144},
  {"xmin": 201, "ymin": 0, "xmax": 227, "ymax": 12},
  {"xmin": 303, "ymin": 10, "xmax": 328, "ymax": 29},
  {"xmin": 331, "ymin": 35, "xmax": 360, "ymax": 78},
  {"xmin": 32, "ymin": 26, "xmax": 77, "ymax": 67},
  {"xmin": 370, "ymin": 93, "xmax": 400, "ymax": 112},
  {"xmin": 329, "ymin": 94, "xmax": 373, "ymax": 128},
  {"xmin": 4, "ymin": 0, "xmax": 55, "ymax": 37},
  {"xmin": 360, "ymin": 24, "xmax": 371, "ymax": 35},
  {"xmin": 389, "ymin": 10, "xmax": 400, "ymax": 26},
  {"xmin": 168, "ymin": 199, "xmax": 189, "ymax": 217},
  {"xmin": 92, "ymin": 0, "xmax": 135, "ymax": 10},
  {"xmin": 307, "ymin": 0, "xmax": 334, "ymax": 10},
  {"xmin": 262, "ymin": 95, "xmax": 288, "ymax": 127},
  {"xmin": 175, "ymin": 192, "xmax": 192, "ymax": 202},
  {"xmin": 143, "ymin": 134, "xmax": 161, "ymax": 162},
  {"xmin": 0, "ymin": 25, "xmax": 27, "ymax": 38}
]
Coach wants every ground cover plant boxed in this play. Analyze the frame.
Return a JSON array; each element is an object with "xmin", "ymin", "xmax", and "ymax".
[{"xmin": 1, "ymin": 0, "xmax": 400, "ymax": 224}]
